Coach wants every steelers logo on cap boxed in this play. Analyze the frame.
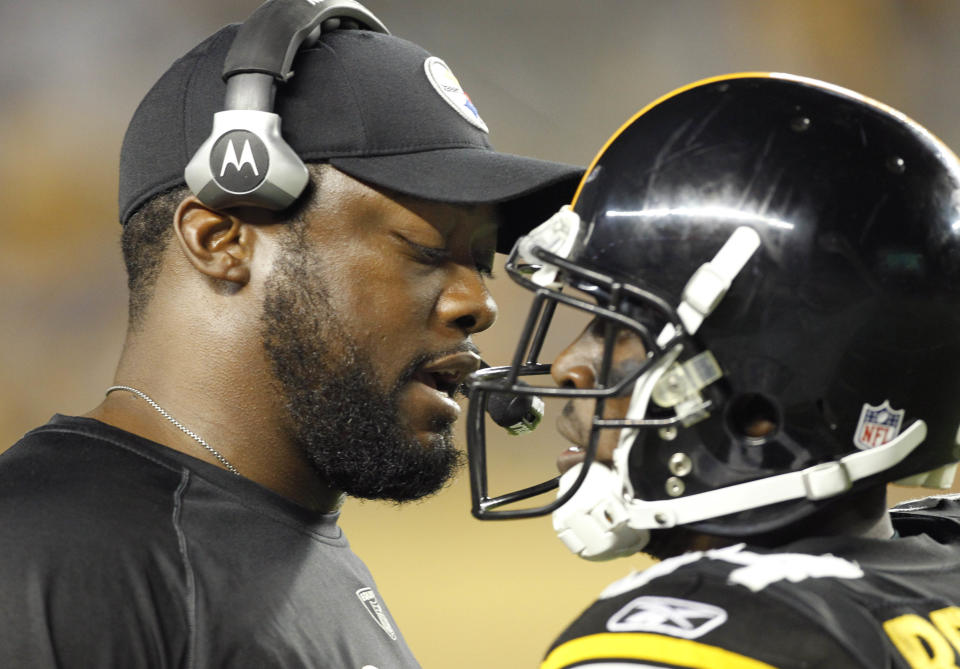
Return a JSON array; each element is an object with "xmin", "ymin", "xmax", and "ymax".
[{"xmin": 423, "ymin": 56, "xmax": 489, "ymax": 133}]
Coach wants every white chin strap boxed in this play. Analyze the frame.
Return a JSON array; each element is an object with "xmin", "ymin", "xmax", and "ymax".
[
  {"xmin": 554, "ymin": 421, "xmax": 928, "ymax": 561},
  {"xmin": 625, "ymin": 419, "xmax": 927, "ymax": 529}
]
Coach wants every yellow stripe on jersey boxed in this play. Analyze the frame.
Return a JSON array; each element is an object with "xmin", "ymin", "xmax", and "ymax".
[{"xmin": 540, "ymin": 633, "xmax": 778, "ymax": 669}]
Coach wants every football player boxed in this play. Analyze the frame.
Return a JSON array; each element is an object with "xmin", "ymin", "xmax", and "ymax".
[{"xmin": 466, "ymin": 72, "xmax": 960, "ymax": 668}]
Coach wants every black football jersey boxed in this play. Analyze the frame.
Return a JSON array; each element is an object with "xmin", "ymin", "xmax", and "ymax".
[{"xmin": 541, "ymin": 495, "xmax": 960, "ymax": 669}]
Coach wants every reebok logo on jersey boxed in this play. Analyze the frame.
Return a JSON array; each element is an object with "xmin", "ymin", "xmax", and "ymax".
[
  {"xmin": 210, "ymin": 130, "xmax": 269, "ymax": 194},
  {"xmin": 356, "ymin": 587, "xmax": 397, "ymax": 641},
  {"xmin": 607, "ymin": 596, "xmax": 728, "ymax": 639}
]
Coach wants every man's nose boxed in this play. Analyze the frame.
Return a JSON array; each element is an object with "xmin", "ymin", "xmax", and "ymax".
[
  {"xmin": 437, "ymin": 265, "xmax": 498, "ymax": 335},
  {"xmin": 551, "ymin": 323, "xmax": 604, "ymax": 390}
]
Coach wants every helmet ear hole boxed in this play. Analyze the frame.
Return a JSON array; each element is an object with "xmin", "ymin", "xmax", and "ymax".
[{"xmin": 726, "ymin": 393, "xmax": 781, "ymax": 442}]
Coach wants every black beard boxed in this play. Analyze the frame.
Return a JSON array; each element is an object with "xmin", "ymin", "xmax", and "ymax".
[{"xmin": 259, "ymin": 229, "xmax": 463, "ymax": 503}]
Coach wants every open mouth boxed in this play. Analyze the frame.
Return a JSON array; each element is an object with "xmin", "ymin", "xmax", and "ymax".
[
  {"xmin": 555, "ymin": 412, "xmax": 592, "ymax": 474},
  {"xmin": 400, "ymin": 350, "xmax": 482, "ymax": 429},
  {"xmin": 557, "ymin": 444, "xmax": 586, "ymax": 475},
  {"xmin": 416, "ymin": 351, "xmax": 481, "ymax": 398},
  {"xmin": 417, "ymin": 370, "xmax": 463, "ymax": 399}
]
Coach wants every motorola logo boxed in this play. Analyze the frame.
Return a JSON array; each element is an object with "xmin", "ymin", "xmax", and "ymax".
[{"xmin": 209, "ymin": 130, "xmax": 269, "ymax": 193}]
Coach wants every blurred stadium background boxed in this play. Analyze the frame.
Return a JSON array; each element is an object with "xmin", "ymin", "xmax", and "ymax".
[{"xmin": 3, "ymin": 1, "xmax": 959, "ymax": 666}]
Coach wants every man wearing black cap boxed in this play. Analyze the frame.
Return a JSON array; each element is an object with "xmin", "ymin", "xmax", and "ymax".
[{"xmin": 0, "ymin": 6, "xmax": 579, "ymax": 666}]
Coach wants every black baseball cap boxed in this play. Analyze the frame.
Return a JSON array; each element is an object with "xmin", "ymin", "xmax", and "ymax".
[{"xmin": 119, "ymin": 24, "xmax": 582, "ymax": 252}]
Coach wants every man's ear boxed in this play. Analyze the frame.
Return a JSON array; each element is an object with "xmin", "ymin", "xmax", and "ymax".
[{"xmin": 173, "ymin": 196, "xmax": 255, "ymax": 286}]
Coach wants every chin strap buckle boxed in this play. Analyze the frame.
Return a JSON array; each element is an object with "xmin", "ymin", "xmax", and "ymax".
[
  {"xmin": 802, "ymin": 461, "xmax": 854, "ymax": 500},
  {"xmin": 651, "ymin": 350, "xmax": 723, "ymax": 427}
]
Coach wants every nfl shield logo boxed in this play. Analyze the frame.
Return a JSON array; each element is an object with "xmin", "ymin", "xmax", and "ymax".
[{"xmin": 854, "ymin": 400, "xmax": 905, "ymax": 450}]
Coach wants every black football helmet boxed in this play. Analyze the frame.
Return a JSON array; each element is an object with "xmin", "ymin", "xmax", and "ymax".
[{"xmin": 466, "ymin": 73, "xmax": 960, "ymax": 560}]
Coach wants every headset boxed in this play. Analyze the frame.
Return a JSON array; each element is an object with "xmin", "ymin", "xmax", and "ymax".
[
  {"xmin": 184, "ymin": 0, "xmax": 543, "ymax": 432},
  {"xmin": 184, "ymin": 0, "xmax": 389, "ymax": 211}
]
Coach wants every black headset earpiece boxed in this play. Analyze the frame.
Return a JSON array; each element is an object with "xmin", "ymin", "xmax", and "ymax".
[{"xmin": 184, "ymin": 0, "xmax": 388, "ymax": 211}]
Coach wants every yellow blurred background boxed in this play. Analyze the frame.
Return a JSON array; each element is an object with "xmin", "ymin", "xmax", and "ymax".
[{"xmin": 3, "ymin": 1, "xmax": 960, "ymax": 666}]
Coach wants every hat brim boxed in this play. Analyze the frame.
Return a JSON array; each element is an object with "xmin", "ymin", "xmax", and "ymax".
[{"xmin": 330, "ymin": 148, "xmax": 583, "ymax": 253}]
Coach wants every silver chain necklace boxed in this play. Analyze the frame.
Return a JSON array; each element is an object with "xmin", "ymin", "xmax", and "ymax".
[{"xmin": 106, "ymin": 385, "xmax": 240, "ymax": 475}]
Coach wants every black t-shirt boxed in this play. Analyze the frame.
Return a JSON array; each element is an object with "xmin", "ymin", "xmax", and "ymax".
[
  {"xmin": 541, "ymin": 495, "xmax": 960, "ymax": 669},
  {"xmin": 0, "ymin": 415, "xmax": 420, "ymax": 668}
]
